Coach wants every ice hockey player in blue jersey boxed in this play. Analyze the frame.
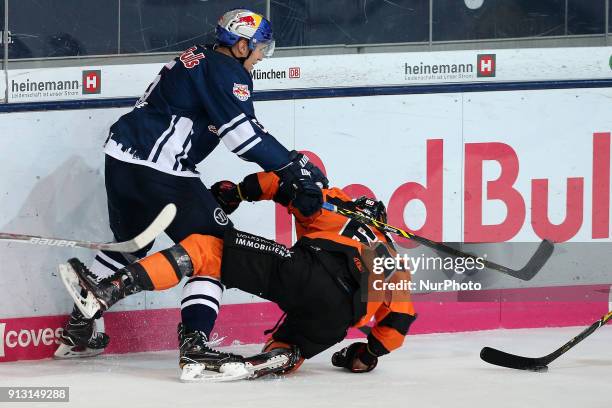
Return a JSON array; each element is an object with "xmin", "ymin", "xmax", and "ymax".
[
  {"xmin": 105, "ymin": 11, "xmax": 285, "ymax": 174},
  {"xmin": 54, "ymin": 8, "xmax": 328, "ymax": 359}
]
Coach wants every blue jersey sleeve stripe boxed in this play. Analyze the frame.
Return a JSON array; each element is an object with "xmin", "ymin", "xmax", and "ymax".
[
  {"xmin": 218, "ymin": 115, "xmax": 249, "ymax": 139},
  {"xmin": 218, "ymin": 113, "xmax": 246, "ymax": 136},
  {"xmin": 236, "ymin": 138, "xmax": 262, "ymax": 157},
  {"xmin": 218, "ymin": 115, "xmax": 250, "ymax": 139},
  {"xmin": 231, "ymin": 134, "xmax": 259, "ymax": 153},
  {"xmin": 234, "ymin": 136, "xmax": 262, "ymax": 156},
  {"xmin": 221, "ymin": 120, "xmax": 256, "ymax": 151}
]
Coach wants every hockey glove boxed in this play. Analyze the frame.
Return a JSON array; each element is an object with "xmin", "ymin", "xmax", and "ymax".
[
  {"xmin": 331, "ymin": 342, "xmax": 378, "ymax": 373},
  {"xmin": 274, "ymin": 151, "xmax": 328, "ymax": 217},
  {"xmin": 210, "ymin": 180, "xmax": 242, "ymax": 214}
]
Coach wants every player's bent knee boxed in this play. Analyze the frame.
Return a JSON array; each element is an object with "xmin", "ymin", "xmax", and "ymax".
[
  {"xmin": 137, "ymin": 243, "xmax": 198, "ymax": 290},
  {"xmin": 138, "ymin": 252, "xmax": 181, "ymax": 290},
  {"xmin": 180, "ymin": 234, "xmax": 223, "ymax": 279}
]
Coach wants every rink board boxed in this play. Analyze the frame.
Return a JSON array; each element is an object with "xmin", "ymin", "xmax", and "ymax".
[
  {"xmin": 3, "ymin": 47, "xmax": 612, "ymax": 103},
  {"xmin": 1, "ymin": 49, "xmax": 612, "ymax": 361},
  {"xmin": 0, "ymin": 285, "xmax": 610, "ymax": 362}
]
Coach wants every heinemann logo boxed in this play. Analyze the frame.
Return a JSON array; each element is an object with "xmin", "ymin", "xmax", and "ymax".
[
  {"xmin": 404, "ymin": 62, "xmax": 474, "ymax": 76},
  {"xmin": 11, "ymin": 78, "xmax": 79, "ymax": 93}
]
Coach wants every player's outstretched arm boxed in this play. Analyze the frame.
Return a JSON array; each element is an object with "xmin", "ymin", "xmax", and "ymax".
[
  {"xmin": 211, "ymin": 159, "xmax": 329, "ymax": 217},
  {"xmin": 210, "ymin": 172, "xmax": 279, "ymax": 214}
]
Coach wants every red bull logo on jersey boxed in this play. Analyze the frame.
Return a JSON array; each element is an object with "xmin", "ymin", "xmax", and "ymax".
[{"xmin": 233, "ymin": 83, "xmax": 251, "ymax": 101}]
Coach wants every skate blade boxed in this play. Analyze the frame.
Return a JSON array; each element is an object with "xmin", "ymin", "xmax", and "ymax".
[
  {"xmin": 180, "ymin": 362, "xmax": 250, "ymax": 383},
  {"xmin": 58, "ymin": 263, "xmax": 102, "ymax": 319},
  {"xmin": 53, "ymin": 343, "xmax": 105, "ymax": 359},
  {"xmin": 247, "ymin": 354, "xmax": 290, "ymax": 379}
]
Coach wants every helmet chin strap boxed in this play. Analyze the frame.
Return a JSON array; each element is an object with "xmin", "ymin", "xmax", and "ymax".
[{"xmin": 230, "ymin": 46, "xmax": 252, "ymax": 65}]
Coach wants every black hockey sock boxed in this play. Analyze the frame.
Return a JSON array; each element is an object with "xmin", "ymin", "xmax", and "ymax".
[{"xmin": 180, "ymin": 305, "xmax": 217, "ymax": 338}]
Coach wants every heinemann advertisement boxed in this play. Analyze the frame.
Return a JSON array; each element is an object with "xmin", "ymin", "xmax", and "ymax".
[{"xmin": 3, "ymin": 46, "xmax": 611, "ymax": 102}]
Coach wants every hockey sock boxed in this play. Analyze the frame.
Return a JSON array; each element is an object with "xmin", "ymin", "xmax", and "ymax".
[
  {"xmin": 178, "ymin": 235, "xmax": 225, "ymax": 336},
  {"xmin": 90, "ymin": 251, "xmax": 130, "ymax": 279},
  {"xmin": 180, "ymin": 276, "xmax": 223, "ymax": 336}
]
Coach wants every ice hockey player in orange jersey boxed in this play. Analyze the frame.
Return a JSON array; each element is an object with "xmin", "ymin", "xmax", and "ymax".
[{"xmin": 60, "ymin": 170, "xmax": 416, "ymax": 381}]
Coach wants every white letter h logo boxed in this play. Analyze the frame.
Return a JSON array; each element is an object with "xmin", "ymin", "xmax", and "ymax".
[
  {"xmin": 480, "ymin": 59, "xmax": 492, "ymax": 73},
  {"xmin": 86, "ymin": 75, "xmax": 97, "ymax": 89}
]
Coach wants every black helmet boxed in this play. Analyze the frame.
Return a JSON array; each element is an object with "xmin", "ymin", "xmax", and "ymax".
[{"xmin": 353, "ymin": 196, "xmax": 387, "ymax": 224}]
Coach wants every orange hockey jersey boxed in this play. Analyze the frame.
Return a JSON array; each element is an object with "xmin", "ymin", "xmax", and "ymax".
[{"xmin": 238, "ymin": 171, "xmax": 416, "ymax": 356}]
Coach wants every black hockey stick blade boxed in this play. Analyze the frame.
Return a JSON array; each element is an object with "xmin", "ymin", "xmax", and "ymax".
[
  {"xmin": 516, "ymin": 238, "xmax": 554, "ymax": 280},
  {"xmin": 481, "ymin": 311, "xmax": 612, "ymax": 372},
  {"xmin": 486, "ymin": 239, "xmax": 555, "ymax": 281},
  {"xmin": 480, "ymin": 347, "xmax": 549, "ymax": 372},
  {"xmin": 417, "ymin": 238, "xmax": 554, "ymax": 281}
]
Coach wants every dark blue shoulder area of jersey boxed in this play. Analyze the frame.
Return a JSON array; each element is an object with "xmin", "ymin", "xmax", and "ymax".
[{"xmin": 200, "ymin": 46, "xmax": 253, "ymax": 88}]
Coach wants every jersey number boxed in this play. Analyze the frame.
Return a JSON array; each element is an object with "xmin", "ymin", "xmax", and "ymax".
[
  {"xmin": 135, "ymin": 60, "xmax": 177, "ymax": 107},
  {"xmin": 180, "ymin": 46, "xmax": 205, "ymax": 69},
  {"xmin": 340, "ymin": 219, "xmax": 378, "ymax": 245}
]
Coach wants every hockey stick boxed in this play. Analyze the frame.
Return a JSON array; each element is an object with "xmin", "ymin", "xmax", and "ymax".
[
  {"xmin": 0, "ymin": 203, "xmax": 176, "ymax": 252},
  {"xmin": 322, "ymin": 201, "xmax": 554, "ymax": 281},
  {"xmin": 480, "ymin": 310, "xmax": 612, "ymax": 372}
]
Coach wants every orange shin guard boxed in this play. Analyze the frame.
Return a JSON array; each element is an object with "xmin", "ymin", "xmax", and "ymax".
[
  {"xmin": 179, "ymin": 234, "xmax": 223, "ymax": 279},
  {"xmin": 138, "ymin": 252, "xmax": 180, "ymax": 290}
]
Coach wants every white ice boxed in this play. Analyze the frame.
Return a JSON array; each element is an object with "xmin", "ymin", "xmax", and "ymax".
[{"xmin": 1, "ymin": 326, "xmax": 611, "ymax": 408}]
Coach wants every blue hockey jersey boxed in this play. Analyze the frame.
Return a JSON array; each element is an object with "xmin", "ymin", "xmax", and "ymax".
[{"xmin": 104, "ymin": 45, "xmax": 290, "ymax": 177}]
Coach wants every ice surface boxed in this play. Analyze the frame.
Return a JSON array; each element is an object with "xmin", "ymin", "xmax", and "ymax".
[{"xmin": 1, "ymin": 326, "xmax": 611, "ymax": 408}]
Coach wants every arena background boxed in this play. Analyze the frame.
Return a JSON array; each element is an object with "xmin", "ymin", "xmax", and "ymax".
[{"xmin": 0, "ymin": 0, "xmax": 611, "ymax": 363}]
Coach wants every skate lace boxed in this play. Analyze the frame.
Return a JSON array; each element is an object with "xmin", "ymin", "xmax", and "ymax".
[
  {"xmin": 204, "ymin": 333, "xmax": 226, "ymax": 348},
  {"xmin": 71, "ymin": 258, "xmax": 106, "ymax": 282},
  {"xmin": 181, "ymin": 331, "xmax": 238, "ymax": 358}
]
